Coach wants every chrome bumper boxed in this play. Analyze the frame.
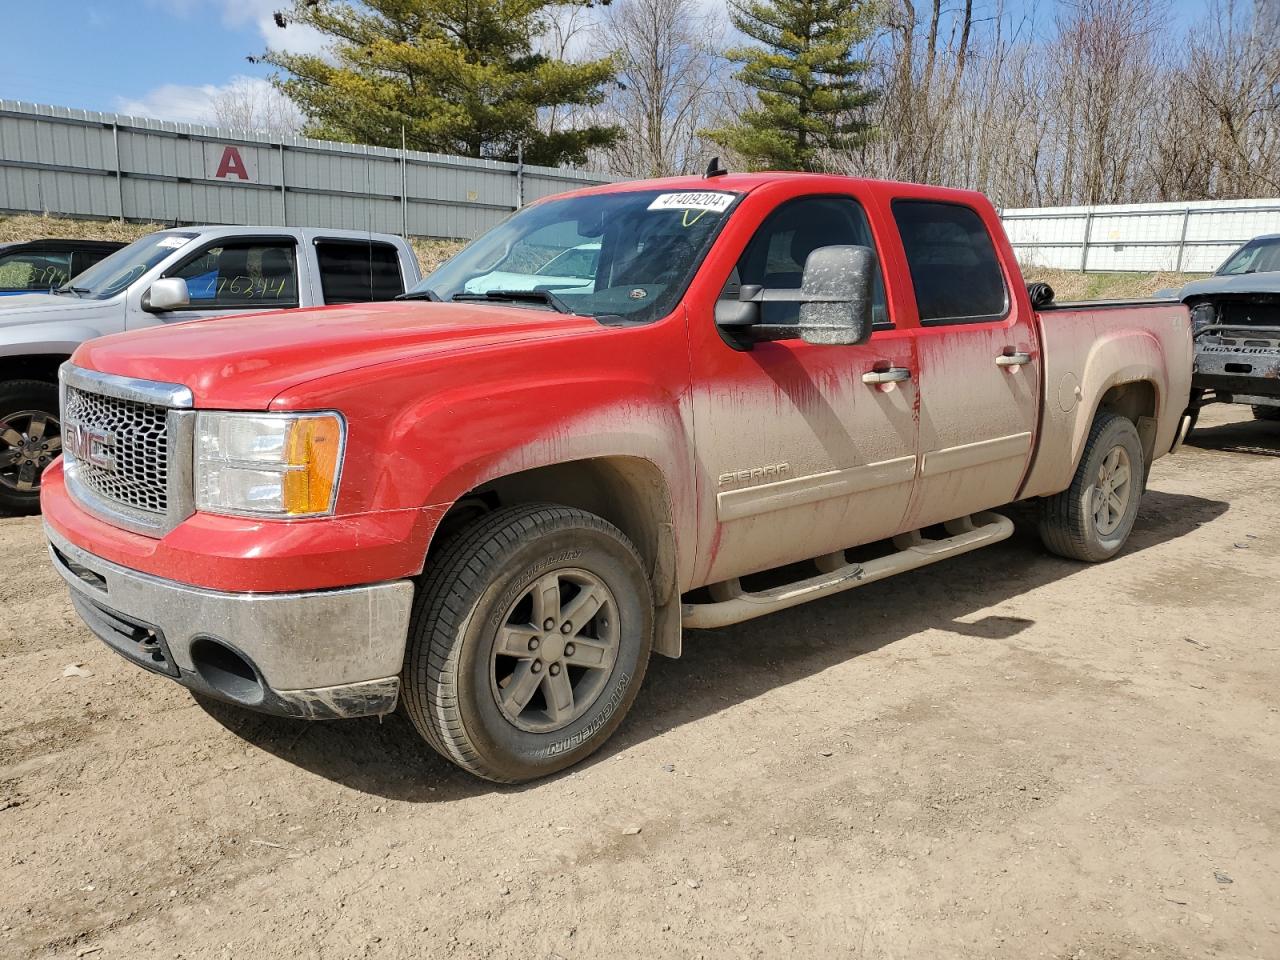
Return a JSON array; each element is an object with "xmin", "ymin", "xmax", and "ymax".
[{"xmin": 45, "ymin": 524, "xmax": 414, "ymax": 720}]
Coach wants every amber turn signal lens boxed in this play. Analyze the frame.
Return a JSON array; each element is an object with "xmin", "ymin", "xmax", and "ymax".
[{"xmin": 282, "ymin": 415, "xmax": 343, "ymax": 515}]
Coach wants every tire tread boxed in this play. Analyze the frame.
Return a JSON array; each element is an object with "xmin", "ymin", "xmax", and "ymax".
[
  {"xmin": 1039, "ymin": 412, "xmax": 1143, "ymax": 563},
  {"xmin": 401, "ymin": 503, "xmax": 648, "ymax": 783}
]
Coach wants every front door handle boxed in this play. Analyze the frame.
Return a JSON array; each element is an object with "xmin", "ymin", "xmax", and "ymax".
[
  {"xmin": 996, "ymin": 352, "xmax": 1032, "ymax": 367},
  {"xmin": 862, "ymin": 367, "xmax": 912, "ymax": 384}
]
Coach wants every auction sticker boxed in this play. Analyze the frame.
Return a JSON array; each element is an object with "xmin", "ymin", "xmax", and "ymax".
[
  {"xmin": 156, "ymin": 236, "xmax": 193, "ymax": 249},
  {"xmin": 648, "ymin": 192, "xmax": 735, "ymax": 213}
]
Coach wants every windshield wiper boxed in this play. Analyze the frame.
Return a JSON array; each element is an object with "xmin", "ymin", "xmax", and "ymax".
[
  {"xmin": 56, "ymin": 285, "xmax": 91, "ymax": 297},
  {"xmin": 451, "ymin": 289, "xmax": 573, "ymax": 314},
  {"xmin": 395, "ymin": 288, "xmax": 442, "ymax": 302}
]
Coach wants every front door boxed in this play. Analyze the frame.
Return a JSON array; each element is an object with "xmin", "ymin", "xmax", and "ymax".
[
  {"xmin": 889, "ymin": 199, "xmax": 1041, "ymax": 529},
  {"xmin": 133, "ymin": 237, "xmax": 303, "ymax": 325},
  {"xmin": 688, "ymin": 194, "xmax": 920, "ymax": 587}
]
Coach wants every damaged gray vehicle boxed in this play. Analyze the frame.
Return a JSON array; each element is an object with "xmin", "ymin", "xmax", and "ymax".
[{"xmin": 1177, "ymin": 234, "xmax": 1280, "ymax": 426}]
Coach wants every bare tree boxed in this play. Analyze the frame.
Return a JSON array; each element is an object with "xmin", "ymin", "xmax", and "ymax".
[
  {"xmin": 211, "ymin": 78, "xmax": 304, "ymax": 136},
  {"xmin": 598, "ymin": 0, "xmax": 724, "ymax": 176},
  {"xmin": 1151, "ymin": 0, "xmax": 1280, "ymax": 199}
]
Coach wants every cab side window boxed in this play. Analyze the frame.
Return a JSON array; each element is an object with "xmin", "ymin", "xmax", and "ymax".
[
  {"xmin": 315, "ymin": 240, "xmax": 404, "ymax": 304},
  {"xmin": 165, "ymin": 240, "xmax": 299, "ymax": 309},
  {"xmin": 891, "ymin": 200, "xmax": 1007, "ymax": 324},
  {"xmin": 723, "ymin": 196, "xmax": 889, "ymax": 329}
]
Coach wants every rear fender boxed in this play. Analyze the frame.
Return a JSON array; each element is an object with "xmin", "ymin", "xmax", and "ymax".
[{"xmin": 1020, "ymin": 327, "xmax": 1170, "ymax": 499}]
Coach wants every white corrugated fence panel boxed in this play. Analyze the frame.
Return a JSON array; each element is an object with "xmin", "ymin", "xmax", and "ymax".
[{"xmin": 0, "ymin": 100, "xmax": 615, "ymax": 239}]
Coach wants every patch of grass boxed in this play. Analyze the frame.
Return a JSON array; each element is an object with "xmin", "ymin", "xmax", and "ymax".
[
  {"xmin": 0, "ymin": 214, "xmax": 162, "ymax": 245},
  {"xmin": 1023, "ymin": 267, "xmax": 1205, "ymax": 301},
  {"xmin": 411, "ymin": 238, "xmax": 466, "ymax": 275}
]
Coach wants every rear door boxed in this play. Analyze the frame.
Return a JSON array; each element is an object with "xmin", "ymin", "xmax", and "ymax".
[{"xmin": 889, "ymin": 198, "xmax": 1040, "ymax": 529}]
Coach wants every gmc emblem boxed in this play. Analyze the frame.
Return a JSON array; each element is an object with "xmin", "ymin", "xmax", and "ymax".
[{"xmin": 65, "ymin": 421, "xmax": 117, "ymax": 472}]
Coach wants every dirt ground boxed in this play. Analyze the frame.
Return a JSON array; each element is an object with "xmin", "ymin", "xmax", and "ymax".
[{"xmin": 1, "ymin": 404, "xmax": 1277, "ymax": 960}]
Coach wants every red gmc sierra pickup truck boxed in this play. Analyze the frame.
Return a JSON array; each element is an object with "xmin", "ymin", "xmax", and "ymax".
[{"xmin": 42, "ymin": 172, "xmax": 1194, "ymax": 782}]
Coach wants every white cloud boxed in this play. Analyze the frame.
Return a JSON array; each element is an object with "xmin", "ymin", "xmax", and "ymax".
[
  {"xmin": 115, "ymin": 75, "xmax": 302, "ymax": 133},
  {"xmin": 116, "ymin": 82, "xmax": 228, "ymax": 124},
  {"xmin": 159, "ymin": 0, "xmax": 329, "ymax": 56}
]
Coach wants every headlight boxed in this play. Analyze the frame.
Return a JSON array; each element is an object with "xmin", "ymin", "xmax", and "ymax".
[
  {"xmin": 195, "ymin": 411, "xmax": 345, "ymax": 517},
  {"xmin": 1190, "ymin": 302, "xmax": 1216, "ymax": 332}
]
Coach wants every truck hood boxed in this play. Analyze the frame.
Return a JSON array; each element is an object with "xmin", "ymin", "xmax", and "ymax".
[
  {"xmin": 72, "ymin": 300, "xmax": 604, "ymax": 409},
  {"xmin": 0, "ymin": 292, "xmax": 109, "ymax": 327},
  {"xmin": 1178, "ymin": 271, "xmax": 1280, "ymax": 300}
]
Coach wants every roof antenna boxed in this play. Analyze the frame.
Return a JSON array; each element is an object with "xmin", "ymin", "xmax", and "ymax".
[{"xmin": 704, "ymin": 156, "xmax": 728, "ymax": 178}]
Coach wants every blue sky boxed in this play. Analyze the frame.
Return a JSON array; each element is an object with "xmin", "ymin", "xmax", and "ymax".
[
  {"xmin": 0, "ymin": 0, "xmax": 1211, "ymax": 126},
  {"xmin": 0, "ymin": 1, "xmax": 323, "ymax": 122}
]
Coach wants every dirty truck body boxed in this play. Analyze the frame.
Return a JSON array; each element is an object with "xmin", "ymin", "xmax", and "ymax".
[{"xmin": 42, "ymin": 173, "xmax": 1194, "ymax": 782}]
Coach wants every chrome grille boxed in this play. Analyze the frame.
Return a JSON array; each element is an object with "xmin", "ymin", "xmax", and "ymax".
[{"xmin": 64, "ymin": 384, "xmax": 169, "ymax": 514}]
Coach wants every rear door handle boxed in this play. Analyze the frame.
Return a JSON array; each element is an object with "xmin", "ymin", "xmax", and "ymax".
[
  {"xmin": 862, "ymin": 367, "xmax": 912, "ymax": 384},
  {"xmin": 996, "ymin": 352, "xmax": 1032, "ymax": 367}
]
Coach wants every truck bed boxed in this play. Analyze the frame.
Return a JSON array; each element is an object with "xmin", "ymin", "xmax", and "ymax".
[{"xmin": 1019, "ymin": 300, "xmax": 1193, "ymax": 499}]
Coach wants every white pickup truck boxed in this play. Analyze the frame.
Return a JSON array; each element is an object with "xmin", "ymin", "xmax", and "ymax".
[{"xmin": 0, "ymin": 226, "xmax": 420, "ymax": 511}]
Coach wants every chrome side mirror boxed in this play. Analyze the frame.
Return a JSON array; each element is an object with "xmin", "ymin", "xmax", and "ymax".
[{"xmin": 143, "ymin": 277, "xmax": 191, "ymax": 312}]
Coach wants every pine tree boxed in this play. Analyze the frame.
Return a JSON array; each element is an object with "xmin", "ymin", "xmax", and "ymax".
[
  {"xmin": 262, "ymin": 0, "xmax": 620, "ymax": 166},
  {"xmin": 706, "ymin": 0, "xmax": 880, "ymax": 171}
]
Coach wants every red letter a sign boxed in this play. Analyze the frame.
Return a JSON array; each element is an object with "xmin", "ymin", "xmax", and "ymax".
[{"xmin": 214, "ymin": 146, "xmax": 250, "ymax": 180}]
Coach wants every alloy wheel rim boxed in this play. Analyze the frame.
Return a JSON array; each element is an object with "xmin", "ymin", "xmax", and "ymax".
[
  {"xmin": 489, "ymin": 567, "xmax": 620, "ymax": 734},
  {"xmin": 0, "ymin": 410, "xmax": 61, "ymax": 493},
  {"xmin": 1091, "ymin": 445, "xmax": 1132, "ymax": 537}
]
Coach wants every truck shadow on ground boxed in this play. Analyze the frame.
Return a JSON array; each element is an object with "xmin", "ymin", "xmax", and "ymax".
[
  {"xmin": 1186, "ymin": 417, "xmax": 1280, "ymax": 456},
  {"xmin": 199, "ymin": 488, "xmax": 1227, "ymax": 802}
]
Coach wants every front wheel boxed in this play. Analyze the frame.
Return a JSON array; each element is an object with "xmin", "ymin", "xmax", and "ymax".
[
  {"xmin": 1039, "ymin": 412, "xmax": 1145, "ymax": 563},
  {"xmin": 402, "ymin": 504, "xmax": 653, "ymax": 783},
  {"xmin": 0, "ymin": 380, "xmax": 61, "ymax": 515},
  {"xmin": 1252, "ymin": 405, "xmax": 1280, "ymax": 422}
]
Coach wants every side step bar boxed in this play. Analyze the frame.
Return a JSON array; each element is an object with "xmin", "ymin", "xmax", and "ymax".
[{"xmin": 681, "ymin": 512, "xmax": 1015, "ymax": 629}]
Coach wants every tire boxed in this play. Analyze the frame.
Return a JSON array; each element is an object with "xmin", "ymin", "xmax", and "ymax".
[
  {"xmin": 1039, "ymin": 412, "xmax": 1145, "ymax": 563},
  {"xmin": 1252, "ymin": 405, "xmax": 1280, "ymax": 422},
  {"xmin": 0, "ymin": 379, "xmax": 61, "ymax": 515},
  {"xmin": 402, "ymin": 503, "xmax": 654, "ymax": 783}
]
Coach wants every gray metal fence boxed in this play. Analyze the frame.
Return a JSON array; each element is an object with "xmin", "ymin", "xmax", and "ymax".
[
  {"xmin": 0, "ymin": 101, "xmax": 613, "ymax": 239},
  {"xmin": 1001, "ymin": 198, "xmax": 1280, "ymax": 274}
]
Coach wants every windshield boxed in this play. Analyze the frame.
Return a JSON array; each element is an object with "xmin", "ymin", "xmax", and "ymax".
[
  {"xmin": 412, "ymin": 188, "xmax": 740, "ymax": 321},
  {"xmin": 0, "ymin": 248, "xmax": 72, "ymax": 293},
  {"xmin": 63, "ymin": 232, "xmax": 198, "ymax": 299},
  {"xmin": 1217, "ymin": 237, "xmax": 1280, "ymax": 276}
]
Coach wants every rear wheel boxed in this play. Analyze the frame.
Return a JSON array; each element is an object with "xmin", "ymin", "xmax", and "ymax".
[
  {"xmin": 1039, "ymin": 412, "xmax": 1145, "ymax": 563},
  {"xmin": 0, "ymin": 380, "xmax": 61, "ymax": 514},
  {"xmin": 402, "ymin": 503, "xmax": 653, "ymax": 783},
  {"xmin": 1251, "ymin": 405, "xmax": 1280, "ymax": 422}
]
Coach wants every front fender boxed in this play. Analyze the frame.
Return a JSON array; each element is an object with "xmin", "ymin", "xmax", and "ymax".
[
  {"xmin": 273, "ymin": 318, "xmax": 698, "ymax": 578},
  {"xmin": 0, "ymin": 327, "xmax": 101, "ymax": 358}
]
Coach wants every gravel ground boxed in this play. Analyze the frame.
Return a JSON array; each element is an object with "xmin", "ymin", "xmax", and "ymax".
[{"xmin": 1, "ymin": 403, "xmax": 1277, "ymax": 960}]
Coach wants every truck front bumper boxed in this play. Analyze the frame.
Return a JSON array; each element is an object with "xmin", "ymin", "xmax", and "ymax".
[
  {"xmin": 1193, "ymin": 332, "xmax": 1280, "ymax": 402},
  {"xmin": 46, "ymin": 524, "xmax": 415, "ymax": 720}
]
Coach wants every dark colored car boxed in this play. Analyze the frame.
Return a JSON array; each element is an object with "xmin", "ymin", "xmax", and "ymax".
[
  {"xmin": 0, "ymin": 239, "xmax": 124, "ymax": 296},
  {"xmin": 1176, "ymin": 234, "xmax": 1280, "ymax": 424}
]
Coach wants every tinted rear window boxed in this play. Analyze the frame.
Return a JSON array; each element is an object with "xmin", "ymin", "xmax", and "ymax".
[
  {"xmin": 892, "ymin": 200, "xmax": 1007, "ymax": 324},
  {"xmin": 316, "ymin": 241, "xmax": 404, "ymax": 304}
]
